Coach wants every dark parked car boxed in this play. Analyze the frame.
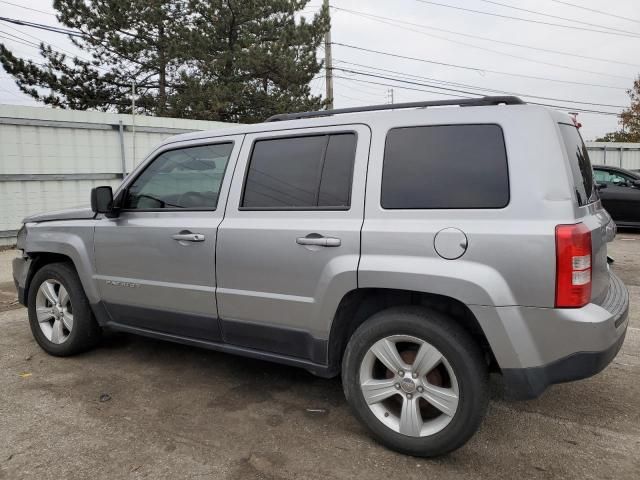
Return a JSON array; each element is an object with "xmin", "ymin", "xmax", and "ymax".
[{"xmin": 593, "ymin": 165, "xmax": 640, "ymax": 227}]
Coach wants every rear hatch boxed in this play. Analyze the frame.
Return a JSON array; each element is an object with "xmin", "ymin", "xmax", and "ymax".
[{"xmin": 558, "ymin": 122, "xmax": 612, "ymax": 303}]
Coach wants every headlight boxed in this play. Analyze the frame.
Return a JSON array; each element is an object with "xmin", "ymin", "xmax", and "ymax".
[{"xmin": 16, "ymin": 225, "xmax": 27, "ymax": 251}]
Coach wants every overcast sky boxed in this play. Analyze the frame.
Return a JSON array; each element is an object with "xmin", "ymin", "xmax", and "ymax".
[{"xmin": 0, "ymin": 0, "xmax": 639, "ymax": 140}]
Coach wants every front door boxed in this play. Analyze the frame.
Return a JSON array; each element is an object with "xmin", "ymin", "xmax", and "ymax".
[
  {"xmin": 94, "ymin": 136, "xmax": 243, "ymax": 340},
  {"xmin": 216, "ymin": 125, "xmax": 370, "ymax": 363}
]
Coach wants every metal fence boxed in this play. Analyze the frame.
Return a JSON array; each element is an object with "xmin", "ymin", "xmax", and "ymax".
[
  {"xmin": 585, "ymin": 142, "xmax": 640, "ymax": 170},
  {"xmin": 0, "ymin": 105, "xmax": 232, "ymax": 246}
]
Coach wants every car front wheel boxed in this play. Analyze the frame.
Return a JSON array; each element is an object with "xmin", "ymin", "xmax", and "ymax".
[{"xmin": 28, "ymin": 262, "xmax": 101, "ymax": 356}]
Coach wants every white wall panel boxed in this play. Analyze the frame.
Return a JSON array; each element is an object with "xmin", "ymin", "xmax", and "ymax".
[
  {"xmin": 0, "ymin": 105, "xmax": 233, "ymax": 244},
  {"xmin": 586, "ymin": 142, "xmax": 640, "ymax": 170}
]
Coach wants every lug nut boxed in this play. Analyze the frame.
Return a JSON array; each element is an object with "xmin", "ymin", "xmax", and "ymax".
[
  {"xmin": 395, "ymin": 383, "xmax": 400, "ymax": 389},
  {"xmin": 417, "ymin": 386, "xmax": 424, "ymax": 393},
  {"xmin": 412, "ymin": 372, "xmax": 418, "ymax": 379},
  {"xmin": 398, "ymin": 370, "xmax": 404, "ymax": 376},
  {"xmin": 407, "ymin": 393, "xmax": 413, "ymax": 399}
]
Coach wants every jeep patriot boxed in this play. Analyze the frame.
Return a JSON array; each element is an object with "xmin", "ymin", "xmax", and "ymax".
[{"xmin": 13, "ymin": 96, "xmax": 629, "ymax": 456}]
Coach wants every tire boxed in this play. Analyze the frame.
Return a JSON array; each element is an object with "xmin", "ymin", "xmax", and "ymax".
[
  {"xmin": 342, "ymin": 306, "xmax": 489, "ymax": 457},
  {"xmin": 27, "ymin": 262, "xmax": 101, "ymax": 356}
]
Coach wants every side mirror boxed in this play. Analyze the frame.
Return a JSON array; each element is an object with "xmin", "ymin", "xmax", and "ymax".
[
  {"xmin": 91, "ymin": 186, "xmax": 114, "ymax": 214},
  {"xmin": 596, "ymin": 183, "xmax": 608, "ymax": 190},
  {"xmin": 632, "ymin": 179, "xmax": 640, "ymax": 188}
]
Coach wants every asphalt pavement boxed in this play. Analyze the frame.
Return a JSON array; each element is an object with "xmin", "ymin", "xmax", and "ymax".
[{"xmin": 0, "ymin": 235, "xmax": 638, "ymax": 479}]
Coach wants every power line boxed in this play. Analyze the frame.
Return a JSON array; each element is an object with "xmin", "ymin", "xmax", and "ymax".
[
  {"xmin": 412, "ymin": 0, "xmax": 640, "ymax": 38},
  {"xmin": 549, "ymin": 0, "xmax": 640, "ymax": 25},
  {"xmin": 332, "ymin": 66, "xmax": 626, "ymax": 109},
  {"xmin": 334, "ymin": 74, "xmax": 388, "ymax": 96},
  {"xmin": 332, "ymin": 58, "xmax": 626, "ymax": 108},
  {"xmin": 332, "ymin": 42, "xmax": 628, "ymax": 90},
  {"xmin": 332, "ymin": 6, "xmax": 640, "ymax": 69},
  {"xmin": 333, "ymin": 7, "xmax": 633, "ymax": 80},
  {"xmin": 0, "ymin": 24, "xmax": 111, "ymax": 74},
  {"xmin": 333, "ymin": 74, "xmax": 621, "ymax": 117},
  {"xmin": 334, "ymin": 73, "xmax": 465, "ymax": 98},
  {"xmin": 334, "ymin": 78, "xmax": 387, "ymax": 101},
  {"xmin": 475, "ymin": 0, "xmax": 640, "ymax": 36},
  {"xmin": 0, "ymin": 16, "xmax": 83, "ymax": 37},
  {"xmin": 0, "ymin": 31, "xmax": 41, "ymax": 49},
  {"xmin": 0, "ymin": 1, "xmax": 57, "ymax": 17}
]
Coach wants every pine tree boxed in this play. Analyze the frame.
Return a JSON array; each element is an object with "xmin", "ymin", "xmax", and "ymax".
[
  {"xmin": 169, "ymin": 0, "xmax": 329, "ymax": 122},
  {"xmin": 0, "ymin": 0, "xmax": 187, "ymax": 115},
  {"xmin": 0, "ymin": 0, "xmax": 329, "ymax": 122}
]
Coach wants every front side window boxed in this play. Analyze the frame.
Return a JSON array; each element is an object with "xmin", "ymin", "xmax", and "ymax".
[
  {"xmin": 242, "ymin": 133, "xmax": 356, "ymax": 209},
  {"xmin": 124, "ymin": 143, "xmax": 233, "ymax": 210},
  {"xmin": 594, "ymin": 169, "xmax": 632, "ymax": 186},
  {"xmin": 593, "ymin": 169, "xmax": 607, "ymax": 183},
  {"xmin": 381, "ymin": 124, "xmax": 509, "ymax": 209}
]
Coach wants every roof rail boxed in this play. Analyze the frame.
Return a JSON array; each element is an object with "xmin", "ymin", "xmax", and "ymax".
[{"xmin": 264, "ymin": 96, "xmax": 525, "ymax": 122}]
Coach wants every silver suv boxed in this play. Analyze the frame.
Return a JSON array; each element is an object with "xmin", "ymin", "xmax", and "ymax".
[{"xmin": 12, "ymin": 97, "xmax": 629, "ymax": 456}]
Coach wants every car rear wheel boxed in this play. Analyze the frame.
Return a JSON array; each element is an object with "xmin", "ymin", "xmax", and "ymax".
[
  {"xmin": 342, "ymin": 306, "xmax": 489, "ymax": 457},
  {"xmin": 28, "ymin": 262, "xmax": 101, "ymax": 356}
]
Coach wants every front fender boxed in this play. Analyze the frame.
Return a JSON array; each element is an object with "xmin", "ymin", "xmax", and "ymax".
[{"xmin": 24, "ymin": 222, "xmax": 98, "ymax": 304}]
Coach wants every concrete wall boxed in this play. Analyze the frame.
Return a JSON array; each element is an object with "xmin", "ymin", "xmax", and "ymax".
[
  {"xmin": 0, "ymin": 105, "xmax": 232, "ymax": 246},
  {"xmin": 586, "ymin": 142, "xmax": 640, "ymax": 170}
]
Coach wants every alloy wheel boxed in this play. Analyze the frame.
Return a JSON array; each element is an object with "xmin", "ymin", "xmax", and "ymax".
[
  {"xmin": 35, "ymin": 279, "xmax": 73, "ymax": 344},
  {"xmin": 359, "ymin": 335, "xmax": 459, "ymax": 437}
]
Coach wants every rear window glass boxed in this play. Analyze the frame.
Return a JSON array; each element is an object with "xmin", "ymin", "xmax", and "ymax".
[
  {"xmin": 381, "ymin": 124, "xmax": 509, "ymax": 209},
  {"xmin": 559, "ymin": 123, "xmax": 597, "ymax": 206}
]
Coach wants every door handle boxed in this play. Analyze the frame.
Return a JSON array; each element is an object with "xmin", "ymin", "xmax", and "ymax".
[
  {"xmin": 296, "ymin": 235, "xmax": 341, "ymax": 247},
  {"xmin": 172, "ymin": 233, "xmax": 205, "ymax": 242}
]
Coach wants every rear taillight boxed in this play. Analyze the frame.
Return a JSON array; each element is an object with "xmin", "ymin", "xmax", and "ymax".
[{"xmin": 555, "ymin": 223, "xmax": 592, "ymax": 308}]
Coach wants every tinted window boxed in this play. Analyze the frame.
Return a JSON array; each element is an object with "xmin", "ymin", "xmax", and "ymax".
[
  {"xmin": 559, "ymin": 124, "xmax": 597, "ymax": 206},
  {"xmin": 381, "ymin": 124, "xmax": 509, "ymax": 209},
  {"xmin": 124, "ymin": 143, "xmax": 233, "ymax": 210},
  {"xmin": 242, "ymin": 133, "xmax": 356, "ymax": 209},
  {"xmin": 319, "ymin": 134, "xmax": 356, "ymax": 206}
]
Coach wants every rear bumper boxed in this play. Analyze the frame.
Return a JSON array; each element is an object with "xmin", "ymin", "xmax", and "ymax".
[
  {"xmin": 502, "ymin": 327, "xmax": 626, "ymax": 400},
  {"xmin": 12, "ymin": 255, "xmax": 30, "ymax": 306},
  {"xmin": 472, "ymin": 272, "xmax": 629, "ymax": 400}
]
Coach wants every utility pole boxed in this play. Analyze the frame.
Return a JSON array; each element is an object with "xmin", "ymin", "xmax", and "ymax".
[{"xmin": 323, "ymin": 0, "xmax": 334, "ymax": 109}]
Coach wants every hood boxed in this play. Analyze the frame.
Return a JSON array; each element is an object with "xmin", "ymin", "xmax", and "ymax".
[{"xmin": 23, "ymin": 207, "xmax": 96, "ymax": 224}]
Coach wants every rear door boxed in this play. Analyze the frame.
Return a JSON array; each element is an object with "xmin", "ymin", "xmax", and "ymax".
[
  {"xmin": 215, "ymin": 125, "xmax": 370, "ymax": 363},
  {"xmin": 94, "ymin": 137, "xmax": 243, "ymax": 340}
]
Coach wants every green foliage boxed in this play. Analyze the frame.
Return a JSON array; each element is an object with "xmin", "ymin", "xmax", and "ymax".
[
  {"xmin": 0, "ymin": 0, "xmax": 329, "ymax": 122},
  {"xmin": 596, "ymin": 76, "xmax": 640, "ymax": 142}
]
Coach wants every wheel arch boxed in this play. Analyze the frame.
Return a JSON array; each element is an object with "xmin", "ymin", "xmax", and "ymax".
[
  {"xmin": 23, "ymin": 252, "xmax": 77, "ymax": 305},
  {"xmin": 327, "ymin": 288, "xmax": 498, "ymax": 374},
  {"xmin": 22, "ymin": 225, "xmax": 99, "ymax": 306}
]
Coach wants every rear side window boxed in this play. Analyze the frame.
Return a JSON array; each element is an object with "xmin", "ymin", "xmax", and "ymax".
[
  {"xmin": 381, "ymin": 124, "xmax": 509, "ymax": 209},
  {"xmin": 559, "ymin": 124, "xmax": 597, "ymax": 206},
  {"xmin": 242, "ymin": 133, "xmax": 356, "ymax": 209}
]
